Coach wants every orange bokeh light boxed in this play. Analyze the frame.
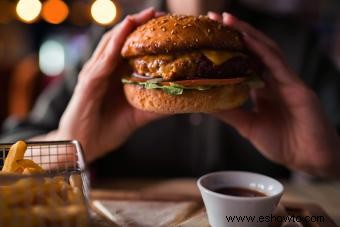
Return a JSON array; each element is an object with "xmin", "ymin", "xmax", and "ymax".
[{"xmin": 42, "ymin": 0, "xmax": 69, "ymax": 24}]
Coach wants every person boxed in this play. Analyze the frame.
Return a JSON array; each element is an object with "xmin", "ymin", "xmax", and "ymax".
[{"xmin": 1, "ymin": 4, "xmax": 340, "ymax": 178}]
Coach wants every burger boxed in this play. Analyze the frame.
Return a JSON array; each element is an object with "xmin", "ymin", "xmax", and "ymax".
[{"xmin": 121, "ymin": 15, "xmax": 263, "ymax": 113}]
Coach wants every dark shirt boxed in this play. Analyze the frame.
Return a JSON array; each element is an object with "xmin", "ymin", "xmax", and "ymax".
[{"xmin": 1, "ymin": 3, "xmax": 340, "ymax": 179}]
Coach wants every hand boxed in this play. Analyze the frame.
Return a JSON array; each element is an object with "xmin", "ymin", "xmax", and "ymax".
[
  {"xmin": 49, "ymin": 8, "xmax": 164, "ymax": 162},
  {"xmin": 208, "ymin": 12, "xmax": 340, "ymax": 177}
]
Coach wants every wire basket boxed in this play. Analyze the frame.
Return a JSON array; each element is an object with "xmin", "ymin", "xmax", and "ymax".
[{"xmin": 0, "ymin": 140, "xmax": 90, "ymax": 227}]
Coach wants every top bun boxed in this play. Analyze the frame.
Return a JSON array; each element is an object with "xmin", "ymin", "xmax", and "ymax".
[{"xmin": 121, "ymin": 15, "xmax": 245, "ymax": 58}]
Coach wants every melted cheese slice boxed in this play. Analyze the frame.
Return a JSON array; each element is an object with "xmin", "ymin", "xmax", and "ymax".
[{"xmin": 202, "ymin": 50, "xmax": 246, "ymax": 65}]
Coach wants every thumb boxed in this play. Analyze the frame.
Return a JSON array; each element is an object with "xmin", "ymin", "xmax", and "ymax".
[{"xmin": 213, "ymin": 108, "xmax": 255, "ymax": 139}]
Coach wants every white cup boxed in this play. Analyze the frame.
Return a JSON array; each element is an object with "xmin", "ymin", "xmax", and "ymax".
[{"xmin": 197, "ymin": 171, "xmax": 284, "ymax": 227}]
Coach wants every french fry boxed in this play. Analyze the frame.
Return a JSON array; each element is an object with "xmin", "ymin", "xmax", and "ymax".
[
  {"xmin": 32, "ymin": 205, "xmax": 82, "ymax": 221},
  {"xmin": 68, "ymin": 187, "xmax": 84, "ymax": 205},
  {"xmin": 45, "ymin": 192, "xmax": 66, "ymax": 207},
  {"xmin": 0, "ymin": 179, "xmax": 43, "ymax": 206},
  {"xmin": 17, "ymin": 159, "xmax": 44, "ymax": 174},
  {"xmin": 0, "ymin": 141, "xmax": 89, "ymax": 227},
  {"xmin": 0, "ymin": 194, "xmax": 10, "ymax": 220},
  {"xmin": 53, "ymin": 176, "xmax": 71, "ymax": 200},
  {"xmin": 70, "ymin": 174, "xmax": 82, "ymax": 190},
  {"xmin": 23, "ymin": 167, "xmax": 43, "ymax": 175},
  {"xmin": 2, "ymin": 141, "xmax": 27, "ymax": 173},
  {"xmin": 1, "ymin": 208, "xmax": 38, "ymax": 227}
]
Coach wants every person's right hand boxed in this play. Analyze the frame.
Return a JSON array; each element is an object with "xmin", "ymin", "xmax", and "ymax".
[
  {"xmin": 42, "ymin": 8, "xmax": 164, "ymax": 162},
  {"xmin": 208, "ymin": 12, "xmax": 340, "ymax": 178}
]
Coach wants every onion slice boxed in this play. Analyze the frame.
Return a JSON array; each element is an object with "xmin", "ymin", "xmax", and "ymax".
[{"xmin": 160, "ymin": 77, "xmax": 246, "ymax": 86}]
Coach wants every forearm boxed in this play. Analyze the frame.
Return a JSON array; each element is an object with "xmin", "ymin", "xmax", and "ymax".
[
  {"xmin": 28, "ymin": 130, "xmax": 61, "ymax": 141},
  {"xmin": 28, "ymin": 129, "xmax": 103, "ymax": 163}
]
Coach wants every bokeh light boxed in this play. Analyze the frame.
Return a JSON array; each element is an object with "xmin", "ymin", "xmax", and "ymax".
[
  {"xmin": 42, "ymin": 0, "xmax": 69, "ymax": 24},
  {"xmin": 91, "ymin": 0, "xmax": 117, "ymax": 25},
  {"xmin": 16, "ymin": 0, "xmax": 42, "ymax": 23},
  {"xmin": 39, "ymin": 40, "xmax": 65, "ymax": 76}
]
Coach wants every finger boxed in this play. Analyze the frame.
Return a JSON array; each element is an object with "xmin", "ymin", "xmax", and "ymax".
[
  {"xmin": 103, "ymin": 8, "xmax": 156, "ymax": 64},
  {"xmin": 213, "ymin": 109, "xmax": 256, "ymax": 139},
  {"xmin": 91, "ymin": 7, "xmax": 155, "ymax": 62},
  {"xmin": 243, "ymin": 33, "xmax": 299, "ymax": 85},
  {"xmin": 90, "ymin": 8, "xmax": 155, "ymax": 79},
  {"xmin": 91, "ymin": 30, "xmax": 114, "ymax": 60},
  {"xmin": 82, "ymin": 17, "xmax": 134, "ymax": 81},
  {"xmin": 222, "ymin": 12, "xmax": 282, "ymax": 55},
  {"xmin": 221, "ymin": 13, "xmax": 298, "ymax": 85},
  {"xmin": 155, "ymin": 11, "xmax": 167, "ymax": 17},
  {"xmin": 250, "ymin": 87, "xmax": 277, "ymax": 113},
  {"xmin": 130, "ymin": 7, "xmax": 155, "ymax": 24},
  {"xmin": 207, "ymin": 11, "xmax": 223, "ymax": 23}
]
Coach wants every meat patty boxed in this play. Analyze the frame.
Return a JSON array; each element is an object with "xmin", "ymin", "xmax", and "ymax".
[{"xmin": 130, "ymin": 51, "xmax": 259, "ymax": 80}]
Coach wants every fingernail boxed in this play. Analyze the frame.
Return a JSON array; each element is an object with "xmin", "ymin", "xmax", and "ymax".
[
  {"xmin": 124, "ymin": 15, "xmax": 134, "ymax": 23},
  {"xmin": 222, "ymin": 12, "xmax": 236, "ymax": 24},
  {"xmin": 223, "ymin": 12, "xmax": 233, "ymax": 18}
]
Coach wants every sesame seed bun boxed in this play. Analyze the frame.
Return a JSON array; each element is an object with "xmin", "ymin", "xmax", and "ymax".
[{"xmin": 121, "ymin": 15, "xmax": 245, "ymax": 57}]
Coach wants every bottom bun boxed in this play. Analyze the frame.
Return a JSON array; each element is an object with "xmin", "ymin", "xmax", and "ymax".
[{"xmin": 123, "ymin": 83, "xmax": 249, "ymax": 114}]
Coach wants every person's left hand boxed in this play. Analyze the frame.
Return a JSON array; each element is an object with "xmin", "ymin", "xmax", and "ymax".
[{"xmin": 208, "ymin": 12, "xmax": 340, "ymax": 177}]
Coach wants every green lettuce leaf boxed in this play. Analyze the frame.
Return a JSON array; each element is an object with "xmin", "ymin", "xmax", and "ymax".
[
  {"xmin": 122, "ymin": 75, "xmax": 264, "ymax": 96},
  {"xmin": 144, "ymin": 83, "xmax": 184, "ymax": 95},
  {"xmin": 122, "ymin": 78, "xmax": 185, "ymax": 95}
]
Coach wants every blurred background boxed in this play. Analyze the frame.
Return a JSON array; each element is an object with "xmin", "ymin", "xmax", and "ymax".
[{"xmin": 0, "ymin": 0, "xmax": 340, "ymax": 137}]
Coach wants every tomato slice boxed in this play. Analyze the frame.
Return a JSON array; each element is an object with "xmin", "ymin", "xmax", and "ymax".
[
  {"xmin": 160, "ymin": 77, "xmax": 246, "ymax": 86},
  {"xmin": 124, "ymin": 76, "xmax": 247, "ymax": 86}
]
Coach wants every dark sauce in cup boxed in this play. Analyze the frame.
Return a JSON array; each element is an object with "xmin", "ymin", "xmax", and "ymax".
[{"xmin": 214, "ymin": 187, "xmax": 266, "ymax": 197}]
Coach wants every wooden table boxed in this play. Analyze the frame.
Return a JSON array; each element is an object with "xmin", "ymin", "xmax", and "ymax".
[{"xmin": 91, "ymin": 178, "xmax": 340, "ymax": 226}]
